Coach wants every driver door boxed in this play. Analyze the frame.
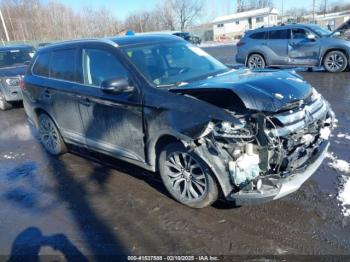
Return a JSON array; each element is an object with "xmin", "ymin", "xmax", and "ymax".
[
  {"xmin": 288, "ymin": 28, "xmax": 320, "ymax": 66},
  {"xmin": 77, "ymin": 45, "xmax": 145, "ymax": 163}
]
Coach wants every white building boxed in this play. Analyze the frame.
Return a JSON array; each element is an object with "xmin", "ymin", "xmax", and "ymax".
[
  {"xmin": 213, "ymin": 7, "xmax": 279, "ymax": 41},
  {"xmin": 309, "ymin": 10, "xmax": 350, "ymax": 30}
]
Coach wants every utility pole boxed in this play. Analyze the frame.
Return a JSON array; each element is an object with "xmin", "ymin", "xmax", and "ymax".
[
  {"xmin": 0, "ymin": 8, "xmax": 10, "ymax": 42},
  {"xmin": 313, "ymin": 0, "xmax": 316, "ymax": 23},
  {"xmin": 281, "ymin": 0, "xmax": 284, "ymax": 24}
]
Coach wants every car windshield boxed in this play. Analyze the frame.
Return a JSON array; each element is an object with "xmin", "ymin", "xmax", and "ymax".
[
  {"xmin": 0, "ymin": 48, "xmax": 34, "ymax": 68},
  {"xmin": 122, "ymin": 41, "xmax": 228, "ymax": 87},
  {"xmin": 307, "ymin": 25, "xmax": 332, "ymax": 36}
]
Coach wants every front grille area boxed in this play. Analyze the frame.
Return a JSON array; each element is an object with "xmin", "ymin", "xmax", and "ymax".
[{"xmin": 268, "ymin": 95, "xmax": 328, "ymax": 137}]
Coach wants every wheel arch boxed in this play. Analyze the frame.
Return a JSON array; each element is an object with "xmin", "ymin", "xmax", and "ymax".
[
  {"xmin": 32, "ymin": 107, "xmax": 61, "ymax": 132},
  {"xmin": 149, "ymin": 133, "xmax": 232, "ymax": 198}
]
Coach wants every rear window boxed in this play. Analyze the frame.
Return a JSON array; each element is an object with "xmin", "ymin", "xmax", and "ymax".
[
  {"xmin": 250, "ymin": 31, "xmax": 267, "ymax": 39},
  {"xmin": 50, "ymin": 49, "xmax": 76, "ymax": 81},
  {"xmin": 0, "ymin": 48, "xmax": 34, "ymax": 68},
  {"xmin": 32, "ymin": 52, "xmax": 50, "ymax": 77},
  {"xmin": 269, "ymin": 29, "xmax": 290, "ymax": 39}
]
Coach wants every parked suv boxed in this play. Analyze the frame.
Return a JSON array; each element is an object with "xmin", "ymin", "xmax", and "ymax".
[
  {"xmin": 23, "ymin": 35, "xmax": 334, "ymax": 208},
  {"xmin": 236, "ymin": 24, "xmax": 350, "ymax": 73},
  {"xmin": 0, "ymin": 44, "xmax": 35, "ymax": 110}
]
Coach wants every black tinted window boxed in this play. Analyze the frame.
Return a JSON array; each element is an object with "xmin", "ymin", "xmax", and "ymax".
[
  {"xmin": 269, "ymin": 29, "xmax": 290, "ymax": 39},
  {"xmin": 250, "ymin": 31, "xmax": 267, "ymax": 39},
  {"xmin": 32, "ymin": 52, "xmax": 50, "ymax": 77},
  {"xmin": 82, "ymin": 49, "xmax": 127, "ymax": 86},
  {"xmin": 50, "ymin": 49, "xmax": 76, "ymax": 81},
  {"xmin": 292, "ymin": 28, "xmax": 310, "ymax": 39}
]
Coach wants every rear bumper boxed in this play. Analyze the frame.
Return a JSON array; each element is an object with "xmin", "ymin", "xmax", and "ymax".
[
  {"xmin": 1, "ymin": 86, "xmax": 22, "ymax": 102},
  {"xmin": 228, "ymin": 140, "xmax": 329, "ymax": 205},
  {"xmin": 235, "ymin": 50, "xmax": 246, "ymax": 65}
]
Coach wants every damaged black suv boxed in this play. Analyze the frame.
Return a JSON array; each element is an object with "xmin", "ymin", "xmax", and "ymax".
[{"xmin": 23, "ymin": 35, "xmax": 334, "ymax": 208}]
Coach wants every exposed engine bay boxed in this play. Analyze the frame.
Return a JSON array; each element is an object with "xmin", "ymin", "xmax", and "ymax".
[{"xmin": 190, "ymin": 87, "xmax": 334, "ymax": 198}]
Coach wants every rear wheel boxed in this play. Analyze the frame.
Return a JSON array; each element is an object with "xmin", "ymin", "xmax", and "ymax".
[
  {"xmin": 38, "ymin": 114, "xmax": 67, "ymax": 155},
  {"xmin": 323, "ymin": 50, "xmax": 348, "ymax": 73},
  {"xmin": 0, "ymin": 91, "xmax": 12, "ymax": 111},
  {"xmin": 158, "ymin": 143, "xmax": 219, "ymax": 208},
  {"xmin": 247, "ymin": 53, "xmax": 266, "ymax": 69}
]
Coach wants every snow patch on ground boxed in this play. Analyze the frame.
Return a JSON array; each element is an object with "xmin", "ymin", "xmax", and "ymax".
[
  {"xmin": 199, "ymin": 41, "xmax": 237, "ymax": 48},
  {"xmin": 1, "ymin": 152, "xmax": 25, "ymax": 160},
  {"xmin": 338, "ymin": 177, "xmax": 350, "ymax": 217},
  {"xmin": 336, "ymin": 132, "xmax": 350, "ymax": 140},
  {"xmin": 0, "ymin": 123, "xmax": 32, "ymax": 141},
  {"xmin": 327, "ymin": 152, "xmax": 350, "ymax": 217}
]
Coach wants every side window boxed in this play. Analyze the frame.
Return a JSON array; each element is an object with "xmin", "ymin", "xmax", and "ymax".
[
  {"xmin": 269, "ymin": 29, "xmax": 290, "ymax": 39},
  {"xmin": 250, "ymin": 31, "xmax": 267, "ymax": 39},
  {"xmin": 32, "ymin": 52, "xmax": 50, "ymax": 77},
  {"xmin": 50, "ymin": 49, "xmax": 76, "ymax": 81},
  {"xmin": 292, "ymin": 28, "xmax": 310, "ymax": 39},
  {"xmin": 82, "ymin": 48, "xmax": 128, "ymax": 86}
]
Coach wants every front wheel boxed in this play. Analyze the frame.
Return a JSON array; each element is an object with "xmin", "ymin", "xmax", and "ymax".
[
  {"xmin": 247, "ymin": 54, "xmax": 266, "ymax": 69},
  {"xmin": 323, "ymin": 51, "xmax": 348, "ymax": 73},
  {"xmin": 158, "ymin": 143, "xmax": 219, "ymax": 208},
  {"xmin": 0, "ymin": 91, "xmax": 12, "ymax": 111}
]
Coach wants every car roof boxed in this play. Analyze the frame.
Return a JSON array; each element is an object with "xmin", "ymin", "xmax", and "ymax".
[
  {"xmin": 0, "ymin": 44, "xmax": 34, "ymax": 51},
  {"xmin": 36, "ymin": 34, "xmax": 183, "ymax": 53},
  {"xmin": 247, "ymin": 23, "xmax": 313, "ymax": 34}
]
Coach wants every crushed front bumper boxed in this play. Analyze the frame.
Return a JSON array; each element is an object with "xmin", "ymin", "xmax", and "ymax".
[{"xmin": 228, "ymin": 140, "xmax": 329, "ymax": 205}]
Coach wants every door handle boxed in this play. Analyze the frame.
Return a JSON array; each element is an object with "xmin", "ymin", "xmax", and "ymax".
[
  {"xmin": 79, "ymin": 97, "xmax": 91, "ymax": 107},
  {"xmin": 43, "ymin": 90, "xmax": 51, "ymax": 99}
]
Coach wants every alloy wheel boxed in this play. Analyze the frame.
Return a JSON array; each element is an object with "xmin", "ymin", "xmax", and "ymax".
[
  {"xmin": 39, "ymin": 116, "xmax": 60, "ymax": 154},
  {"xmin": 324, "ymin": 51, "xmax": 347, "ymax": 72},
  {"xmin": 248, "ymin": 54, "xmax": 265, "ymax": 69},
  {"xmin": 165, "ymin": 152, "xmax": 207, "ymax": 200}
]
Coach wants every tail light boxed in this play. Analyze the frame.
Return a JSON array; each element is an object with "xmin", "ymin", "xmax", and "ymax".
[
  {"xmin": 19, "ymin": 79, "xmax": 25, "ymax": 90},
  {"xmin": 237, "ymin": 40, "xmax": 245, "ymax": 47}
]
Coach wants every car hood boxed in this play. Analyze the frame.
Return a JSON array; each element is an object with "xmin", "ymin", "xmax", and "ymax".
[
  {"xmin": 172, "ymin": 69, "xmax": 313, "ymax": 112},
  {"xmin": 0, "ymin": 65, "xmax": 27, "ymax": 78}
]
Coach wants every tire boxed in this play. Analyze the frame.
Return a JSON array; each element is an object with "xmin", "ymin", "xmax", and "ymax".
[
  {"xmin": 0, "ymin": 91, "xmax": 12, "ymax": 111},
  {"xmin": 158, "ymin": 143, "xmax": 219, "ymax": 208},
  {"xmin": 323, "ymin": 50, "xmax": 348, "ymax": 73},
  {"xmin": 247, "ymin": 53, "xmax": 266, "ymax": 69},
  {"xmin": 38, "ymin": 114, "xmax": 67, "ymax": 155}
]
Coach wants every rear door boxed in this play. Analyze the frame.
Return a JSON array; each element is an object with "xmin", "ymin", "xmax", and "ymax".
[
  {"xmin": 267, "ymin": 29, "xmax": 290, "ymax": 65},
  {"xmin": 288, "ymin": 27, "xmax": 320, "ymax": 66},
  {"xmin": 28, "ymin": 49, "xmax": 85, "ymax": 144},
  {"xmin": 76, "ymin": 44, "xmax": 145, "ymax": 163}
]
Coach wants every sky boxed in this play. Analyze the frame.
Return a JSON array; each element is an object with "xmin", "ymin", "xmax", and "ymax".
[{"xmin": 58, "ymin": 0, "xmax": 343, "ymax": 21}]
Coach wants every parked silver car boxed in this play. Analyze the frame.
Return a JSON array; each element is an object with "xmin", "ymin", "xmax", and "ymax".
[{"xmin": 236, "ymin": 24, "xmax": 350, "ymax": 73}]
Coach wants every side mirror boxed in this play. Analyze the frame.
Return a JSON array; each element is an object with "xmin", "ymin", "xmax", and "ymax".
[
  {"xmin": 100, "ymin": 77, "xmax": 134, "ymax": 94},
  {"xmin": 307, "ymin": 34, "xmax": 316, "ymax": 41},
  {"xmin": 333, "ymin": 31, "xmax": 341, "ymax": 37},
  {"xmin": 24, "ymin": 61, "xmax": 31, "ymax": 65}
]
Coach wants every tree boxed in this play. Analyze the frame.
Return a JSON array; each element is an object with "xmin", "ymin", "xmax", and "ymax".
[
  {"xmin": 170, "ymin": 0, "xmax": 203, "ymax": 31},
  {"xmin": 237, "ymin": 0, "xmax": 273, "ymax": 12}
]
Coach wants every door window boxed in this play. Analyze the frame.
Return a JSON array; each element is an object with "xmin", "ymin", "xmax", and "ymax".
[
  {"xmin": 50, "ymin": 49, "xmax": 76, "ymax": 81},
  {"xmin": 82, "ymin": 48, "xmax": 128, "ymax": 86},
  {"xmin": 269, "ymin": 29, "xmax": 290, "ymax": 39},
  {"xmin": 32, "ymin": 52, "xmax": 50, "ymax": 77},
  {"xmin": 292, "ymin": 28, "xmax": 311, "ymax": 39}
]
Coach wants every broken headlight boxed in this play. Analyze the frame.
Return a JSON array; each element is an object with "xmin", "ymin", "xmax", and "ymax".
[{"xmin": 214, "ymin": 121, "xmax": 254, "ymax": 139}]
